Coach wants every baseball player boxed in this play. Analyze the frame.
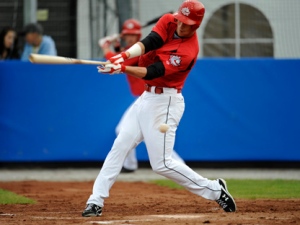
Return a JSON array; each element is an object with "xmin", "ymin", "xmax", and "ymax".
[
  {"xmin": 99, "ymin": 19, "xmax": 185, "ymax": 173},
  {"xmin": 82, "ymin": 0, "xmax": 236, "ymax": 217}
]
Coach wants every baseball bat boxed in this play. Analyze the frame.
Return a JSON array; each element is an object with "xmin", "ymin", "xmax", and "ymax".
[
  {"xmin": 142, "ymin": 11, "xmax": 174, "ymax": 28},
  {"xmin": 29, "ymin": 54, "xmax": 109, "ymax": 65}
]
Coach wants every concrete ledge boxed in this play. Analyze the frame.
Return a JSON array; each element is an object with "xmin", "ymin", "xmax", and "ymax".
[{"xmin": 0, "ymin": 168, "xmax": 299, "ymax": 182}]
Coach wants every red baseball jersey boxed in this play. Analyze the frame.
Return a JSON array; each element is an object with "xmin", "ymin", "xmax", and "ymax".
[
  {"xmin": 105, "ymin": 51, "xmax": 145, "ymax": 97},
  {"xmin": 138, "ymin": 14, "xmax": 199, "ymax": 90}
]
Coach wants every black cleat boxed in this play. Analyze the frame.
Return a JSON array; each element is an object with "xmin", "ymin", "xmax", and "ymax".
[
  {"xmin": 218, "ymin": 178, "xmax": 228, "ymax": 191},
  {"xmin": 121, "ymin": 167, "xmax": 135, "ymax": 173},
  {"xmin": 216, "ymin": 178, "xmax": 237, "ymax": 212},
  {"xmin": 82, "ymin": 203, "xmax": 102, "ymax": 217}
]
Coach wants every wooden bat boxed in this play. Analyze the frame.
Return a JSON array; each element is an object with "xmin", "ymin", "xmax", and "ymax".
[{"xmin": 29, "ymin": 54, "xmax": 109, "ymax": 65}]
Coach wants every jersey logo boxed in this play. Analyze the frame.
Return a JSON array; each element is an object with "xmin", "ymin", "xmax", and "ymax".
[
  {"xmin": 181, "ymin": 7, "xmax": 190, "ymax": 16},
  {"xmin": 168, "ymin": 55, "xmax": 181, "ymax": 66}
]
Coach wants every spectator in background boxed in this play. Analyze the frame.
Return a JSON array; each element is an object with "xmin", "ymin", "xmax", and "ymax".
[
  {"xmin": 20, "ymin": 23, "xmax": 57, "ymax": 61},
  {"xmin": 0, "ymin": 26, "xmax": 20, "ymax": 60}
]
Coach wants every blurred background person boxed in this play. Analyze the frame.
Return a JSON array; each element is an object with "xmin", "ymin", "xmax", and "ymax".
[
  {"xmin": 20, "ymin": 23, "xmax": 57, "ymax": 61},
  {"xmin": 99, "ymin": 19, "xmax": 185, "ymax": 173},
  {"xmin": 0, "ymin": 26, "xmax": 20, "ymax": 60}
]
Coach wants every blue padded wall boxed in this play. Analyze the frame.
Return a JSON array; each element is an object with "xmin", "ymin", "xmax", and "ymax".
[{"xmin": 0, "ymin": 59, "xmax": 299, "ymax": 162}]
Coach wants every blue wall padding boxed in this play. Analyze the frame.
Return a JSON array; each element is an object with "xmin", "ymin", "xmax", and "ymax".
[{"xmin": 0, "ymin": 59, "xmax": 299, "ymax": 162}]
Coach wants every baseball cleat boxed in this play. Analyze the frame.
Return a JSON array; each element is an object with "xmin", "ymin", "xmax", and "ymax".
[
  {"xmin": 121, "ymin": 167, "xmax": 135, "ymax": 173},
  {"xmin": 218, "ymin": 178, "xmax": 228, "ymax": 191},
  {"xmin": 216, "ymin": 178, "xmax": 237, "ymax": 212},
  {"xmin": 82, "ymin": 203, "xmax": 102, "ymax": 217}
]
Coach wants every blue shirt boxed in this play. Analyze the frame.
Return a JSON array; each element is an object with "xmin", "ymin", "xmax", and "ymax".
[{"xmin": 21, "ymin": 35, "xmax": 57, "ymax": 61}]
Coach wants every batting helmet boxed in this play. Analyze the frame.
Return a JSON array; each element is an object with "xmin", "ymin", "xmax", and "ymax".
[
  {"xmin": 121, "ymin": 19, "xmax": 142, "ymax": 38},
  {"xmin": 174, "ymin": 0, "xmax": 205, "ymax": 29}
]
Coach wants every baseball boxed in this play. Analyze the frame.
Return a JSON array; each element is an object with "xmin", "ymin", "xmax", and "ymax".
[{"xmin": 159, "ymin": 123, "xmax": 169, "ymax": 133}]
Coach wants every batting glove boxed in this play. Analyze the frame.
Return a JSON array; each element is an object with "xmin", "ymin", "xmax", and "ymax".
[
  {"xmin": 98, "ymin": 38, "xmax": 110, "ymax": 48},
  {"xmin": 97, "ymin": 63, "xmax": 126, "ymax": 75},
  {"xmin": 108, "ymin": 52, "xmax": 128, "ymax": 64}
]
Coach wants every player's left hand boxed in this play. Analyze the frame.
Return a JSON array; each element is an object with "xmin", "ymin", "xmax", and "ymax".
[
  {"xmin": 97, "ymin": 63, "xmax": 125, "ymax": 75},
  {"xmin": 108, "ymin": 52, "xmax": 128, "ymax": 64}
]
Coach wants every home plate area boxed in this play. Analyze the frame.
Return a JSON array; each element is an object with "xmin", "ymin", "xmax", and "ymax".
[
  {"xmin": 88, "ymin": 214, "xmax": 205, "ymax": 224},
  {"xmin": 0, "ymin": 181, "xmax": 299, "ymax": 225}
]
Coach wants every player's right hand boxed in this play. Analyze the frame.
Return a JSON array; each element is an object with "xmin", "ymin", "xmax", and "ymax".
[
  {"xmin": 108, "ymin": 52, "xmax": 128, "ymax": 64},
  {"xmin": 97, "ymin": 63, "xmax": 125, "ymax": 75}
]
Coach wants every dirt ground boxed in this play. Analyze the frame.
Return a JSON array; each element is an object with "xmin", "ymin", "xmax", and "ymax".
[{"xmin": 0, "ymin": 181, "xmax": 299, "ymax": 225}]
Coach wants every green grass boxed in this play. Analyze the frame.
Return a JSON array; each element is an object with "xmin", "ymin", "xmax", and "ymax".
[
  {"xmin": 152, "ymin": 179, "xmax": 300, "ymax": 199},
  {"xmin": 0, "ymin": 189, "xmax": 36, "ymax": 204}
]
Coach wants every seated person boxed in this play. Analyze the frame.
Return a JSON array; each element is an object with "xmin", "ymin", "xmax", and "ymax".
[
  {"xmin": 20, "ymin": 23, "xmax": 57, "ymax": 61},
  {"xmin": 0, "ymin": 26, "xmax": 20, "ymax": 60}
]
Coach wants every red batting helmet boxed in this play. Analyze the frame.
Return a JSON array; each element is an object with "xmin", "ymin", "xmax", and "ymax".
[
  {"xmin": 174, "ymin": 0, "xmax": 205, "ymax": 29},
  {"xmin": 121, "ymin": 19, "xmax": 142, "ymax": 38}
]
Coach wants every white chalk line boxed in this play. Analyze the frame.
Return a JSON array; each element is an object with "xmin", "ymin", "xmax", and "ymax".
[
  {"xmin": 27, "ymin": 214, "xmax": 204, "ymax": 223},
  {"xmin": 87, "ymin": 219, "xmax": 152, "ymax": 224},
  {"xmin": 0, "ymin": 213, "xmax": 15, "ymax": 216}
]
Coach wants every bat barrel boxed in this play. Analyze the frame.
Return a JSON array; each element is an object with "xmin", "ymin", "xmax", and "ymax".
[
  {"xmin": 29, "ymin": 54, "xmax": 108, "ymax": 65},
  {"xmin": 29, "ymin": 54, "xmax": 72, "ymax": 64}
]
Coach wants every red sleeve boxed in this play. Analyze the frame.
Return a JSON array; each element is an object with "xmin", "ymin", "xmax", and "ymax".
[{"xmin": 152, "ymin": 14, "xmax": 176, "ymax": 42}]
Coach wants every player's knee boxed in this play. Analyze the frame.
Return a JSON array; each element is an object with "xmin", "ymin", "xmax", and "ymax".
[{"xmin": 151, "ymin": 158, "xmax": 173, "ymax": 174}]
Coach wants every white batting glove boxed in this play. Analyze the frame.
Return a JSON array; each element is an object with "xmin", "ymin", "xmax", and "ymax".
[
  {"xmin": 108, "ymin": 52, "xmax": 128, "ymax": 64},
  {"xmin": 97, "ymin": 63, "xmax": 125, "ymax": 75},
  {"xmin": 98, "ymin": 37, "xmax": 110, "ymax": 48}
]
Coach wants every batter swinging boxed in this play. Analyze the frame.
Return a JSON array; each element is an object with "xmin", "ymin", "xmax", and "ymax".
[{"xmin": 82, "ymin": 0, "xmax": 236, "ymax": 217}]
